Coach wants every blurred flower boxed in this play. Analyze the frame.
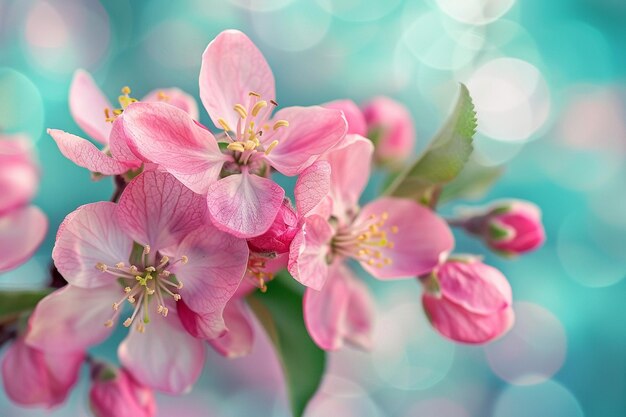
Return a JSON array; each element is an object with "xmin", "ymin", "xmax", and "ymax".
[
  {"xmin": 122, "ymin": 29, "xmax": 347, "ymax": 238},
  {"xmin": 26, "ymin": 170, "xmax": 249, "ymax": 394},
  {"xmin": 1, "ymin": 335, "xmax": 84, "ymax": 408},
  {"xmin": 323, "ymin": 99, "xmax": 367, "ymax": 136},
  {"xmin": 90, "ymin": 364, "xmax": 156, "ymax": 417},
  {"xmin": 421, "ymin": 258, "xmax": 514, "ymax": 344},
  {"xmin": 362, "ymin": 96, "xmax": 416, "ymax": 168}
]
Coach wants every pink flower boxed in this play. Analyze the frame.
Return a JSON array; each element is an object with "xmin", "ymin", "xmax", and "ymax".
[
  {"xmin": 49, "ymin": 69, "xmax": 198, "ymax": 176},
  {"xmin": 1, "ymin": 335, "xmax": 84, "ymax": 408},
  {"xmin": 362, "ymin": 96, "xmax": 415, "ymax": 167},
  {"xmin": 0, "ymin": 135, "xmax": 47, "ymax": 272},
  {"xmin": 323, "ymin": 99, "xmax": 367, "ymax": 136},
  {"xmin": 421, "ymin": 258, "xmax": 514, "ymax": 344},
  {"xmin": 90, "ymin": 365, "xmax": 156, "ymax": 417},
  {"xmin": 121, "ymin": 30, "xmax": 347, "ymax": 238},
  {"xmin": 26, "ymin": 170, "xmax": 249, "ymax": 394},
  {"xmin": 291, "ymin": 135, "xmax": 454, "ymax": 349}
]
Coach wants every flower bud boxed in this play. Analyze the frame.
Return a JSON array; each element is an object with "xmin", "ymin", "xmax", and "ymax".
[
  {"xmin": 361, "ymin": 97, "xmax": 415, "ymax": 168},
  {"xmin": 323, "ymin": 99, "xmax": 367, "ymax": 136},
  {"xmin": 89, "ymin": 365, "xmax": 156, "ymax": 417},
  {"xmin": 421, "ymin": 258, "xmax": 514, "ymax": 344},
  {"xmin": 0, "ymin": 134, "xmax": 39, "ymax": 215},
  {"xmin": 247, "ymin": 198, "xmax": 299, "ymax": 255},
  {"xmin": 1, "ymin": 335, "xmax": 84, "ymax": 408},
  {"xmin": 464, "ymin": 200, "xmax": 546, "ymax": 256}
]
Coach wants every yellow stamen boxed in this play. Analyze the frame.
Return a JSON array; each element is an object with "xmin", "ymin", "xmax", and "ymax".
[
  {"xmin": 234, "ymin": 104, "xmax": 247, "ymax": 119},
  {"xmin": 227, "ymin": 142, "xmax": 246, "ymax": 152},
  {"xmin": 218, "ymin": 118, "xmax": 232, "ymax": 132},
  {"xmin": 249, "ymin": 91, "xmax": 261, "ymax": 97},
  {"xmin": 273, "ymin": 120, "xmax": 289, "ymax": 130},
  {"xmin": 251, "ymin": 100, "xmax": 267, "ymax": 117},
  {"xmin": 265, "ymin": 140, "xmax": 279, "ymax": 155}
]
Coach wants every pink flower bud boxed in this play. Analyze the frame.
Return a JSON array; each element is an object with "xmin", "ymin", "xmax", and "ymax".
[
  {"xmin": 421, "ymin": 258, "xmax": 514, "ymax": 344},
  {"xmin": 465, "ymin": 200, "xmax": 546, "ymax": 256},
  {"xmin": 322, "ymin": 99, "xmax": 367, "ymax": 136},
  {"xmin": 247, "ymin": 199, "xmax": 299, "ymax": 255},
  {"xmin": 90, "ymin": 365, "xmax": 156, "ymax": 417},
  {"xmin": 1, "ymin": 336, "xmax": 84, "ymax": 408},
  {"xmin": 0, "ymin": 134, "xmax": 39, "ymax": 215},
  {"xmin": 361, "ymin": 97, "xmax": 415, "ymax": 167}
]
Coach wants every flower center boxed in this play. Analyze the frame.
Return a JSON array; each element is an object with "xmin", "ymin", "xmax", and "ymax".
[
  {"xmin": 246, "ymin": 255, "xmax": 273, "ymax": 293},
  {"xmin": 331, "ymin": 212, "xmax": 397, "ymax": 268},
  {"xmin": 219, "ymin": 91, "xmax": 289, "ymax": 165},
  {"xmin": 95, "ymin": 245, "xmax": 188, "ymax": 333},
  {"xmin": 104, "ymin": 86, "xmax": 139, "ymax": 123}
]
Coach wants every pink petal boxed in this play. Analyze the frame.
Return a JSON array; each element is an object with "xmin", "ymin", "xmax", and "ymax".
[
  {"xmin": 2, "ymin": 335, "xmax": 84, "ymax": 408},
  {"xmin": 122, "ymin": 102, "xmax": 226, "ymax": 194},
  {"xmin": 25, "ymin": 284, "xmax": 120, "ymax": 352},
  {"xmin": 288, "ymin": 214, "xmax": 333, "ymax": 290},
  {"xmin": 199, "ymin": 30, "xmax": 275, "ymax": 130},
  {"xmin": 108, "ymin": 117, "xmax": 143, "ymax": 167},
  {"xmin": 0, "ymin": 205, "xmax": 47, "ymax": 272},
  {"xmin": 53, "ymin": 202, "xmax": 133, "ymax": 288},
  {"xmin": 0, "ymin": 135, "xmax": 39, "ymax": 215},
  {"xmin": 358, "ymin": 197, "xmax": 454, "ymax": 279},
  {"xmin": 69, "ymin": 69, "xmax": 112, "ymax": 145},
  {"xmin": 326, "ymin": 134, "xmax": 374, "ymax": 220},
  {"xmin": 208, "ymin": 298, "xmax": 255, "ymax": 358},
  {"xmin": 142, "ymin": 87, "xmax": 200, "ymax": 120},
  {"xmin": 119, "ymin": 304, "xmax": 205, "ymax": 394},
  {"xmin": 323, "ymin": 99, "xmax": 367, "ymax": 136},
  {"xmin": 294, "ymin": 161, "xmax": 331, "ymax": 217},
  {"xmin": 303, "ymin": 262, "xmax": 374, "ymax": 351},
  {"xmin": 265, "ymin": 106, "xmax": 348, "ymax": 176},
  {"xmin": 177, "ymin": 300, "xmax": 227, "ymax": 341},
  {"xmin": 423, "ymin": 295, "xmax": 515, "ymax": 344},
  {"xmin": 206, "ymin": 171, "xmax": 285, "ymax": 238},
  {"xmin": 117, "ymin": 171, "xmax": 208, "ymax": 250},
  {"xmin": 48, "ymin": 129, "xmax": 134, "ymax": 175}
]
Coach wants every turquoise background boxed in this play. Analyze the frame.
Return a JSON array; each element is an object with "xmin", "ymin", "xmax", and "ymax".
[{"xmin": 0, "ymin": 0, "xmax": 625, "ymax": 416}]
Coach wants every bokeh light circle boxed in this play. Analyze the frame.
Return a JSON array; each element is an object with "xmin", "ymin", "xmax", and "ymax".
[
  {"xmin": 0, "ymin": 68, "xmax": 44, "ymax": 142},
  {"xmin": 493, "ymin": 380, "xmax": 584, "ymax": 417},
  {"xmin": 485, "ymin": 302, "xmax": 567, "ymax": 385},
  {"xmin": 467, "ymin": 57, "xmax": 551, "ymax": 142},
  {"xmin": 315, "ymin": 0, "xmax": 403, "ymax": 23},
  {"xmin": 144, "ymin": 19, "xmax": 208, "ymax": 71},
  {"xmin": 402, "ymin": 398, "xmax": 470, "ymax": 417},
  {"xmin": 436, "ymin": 0, "xmax": 516, "ymax": 25},
  {"xmin": 228, "ymin": 0, "xmax": 294, "ymax": 12},
  {"xmin": 305, "ymin": 376, "xmax": 383, "ymax": 417}
]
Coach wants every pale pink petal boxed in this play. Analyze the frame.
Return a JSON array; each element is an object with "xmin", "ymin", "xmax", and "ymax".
[
  {"xmin": 438, "ymin": 260, "xmax": 512, "ymax": 315},
  {"xmin": 122, "ymin": 102, "xmax": 227, "ymax": 194},
  {"xmin": 2, "ymin": 336, "xmax": 84, "ymax": 408},
  {"xmin": 26, "ymin": 284, "xmax": 120, "ymax": 352},
  {"xmin": 358, "ymin": 197, "xmax": 454, "ymax": 279},
  {"xmin": 69, "ymin": 69, "xmax": 112, "ymax": 145},
  {"xmin": 199, "ymin": 30, "xmax": 275, "ymax": 130},
  {"xmin": 0, "ymin": 206, "xmax": 47, "ymax": 272},
  {"xmin": 265, "ymin": 106, "xmax": 347, "ymax": 176},
  {"xmin": 142, "ymin": 87, "xmax": 200, "ymax": 120},
  {"xmin": 119, "ymin": 304, "xmax": 205, "ymax": 394},
  {"xmin": 208, "ymin": 298, "xmax": 255, "ymax": 358},
  {"xmin": 323, "ymin": 99, "xmax": 367, "ymax": 136},
  {"xmin": 177, "ymin": 300, "xmax": 226, "ymax": 341},
  {"xmin": 53, "ymin": 202, "xmax": 133, "ymax": 288},
  {"xmin": 117, "ymin": 171, "xmax": 208, "ymax": 250},
  {"xmin": 326, "ymin": 135, "xmax": 374, "ymax": 220},
  {"xmin": 288, "ymin": 214, "xmax": 333, "ymax": 290},
  {"xmin": 0, "ymin": 135, "xmax": 38, "ymax": 215},
  {"xmin": 303, "ymin": 262, "xmax": 374, "ymax": 351},
  {"xmin": 108, "ymin": 116, "xmax": 143, "ymax": 166},
  {"xmin": 294, "ymin": 161, "xmax": 331, "ymax": 217},
  {"xmin": 423, "ymin": 296, "xmax": 515, "ymax": 344},
  {"xmin": 206, "ymin": 171, "xmax": 285, "ymax": 238},
  {"xmin": 49, "ymin": 129, "xmax": 134, "ymax": 175}
]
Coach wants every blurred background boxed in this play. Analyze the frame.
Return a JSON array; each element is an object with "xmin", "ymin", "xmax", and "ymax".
[{"xmin": 0, "ymin": 0, "xmax": 625, "ymax": 416}]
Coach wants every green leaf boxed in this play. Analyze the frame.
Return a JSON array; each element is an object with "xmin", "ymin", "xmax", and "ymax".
[
  {"xmin": 0, "ymin": 290, "xmax": 51, "ymax": 322},
  {"xmin": 439, "ymin": 159, "xmax": 504, "ymax": 204},
  {"xmin": 385, "ymin": 83, "xmax": 477, "ymax": 205},
  {"xmin": 248, "ymin": 272, "xmax": 326, "ymax": 417}
]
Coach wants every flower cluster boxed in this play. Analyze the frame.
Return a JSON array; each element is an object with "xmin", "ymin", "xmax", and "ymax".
[{"xmin": 0, "ymin": 29, "xmax": 545, "ymax": 416}]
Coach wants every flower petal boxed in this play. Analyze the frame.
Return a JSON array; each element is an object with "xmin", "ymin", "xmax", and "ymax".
[
  {"xmin": 69, "ymin": 69, "xmax": 112, "ymax": 144},
  {"xmin": 142, "ymin": 87, "xmax": 200, "ymax": 120},
  {"xmin": 108, "ymin": 116, "xmax": 143, "ymax": 167},
  {"xmin": 265, "ymin": 106, "xmax": 347, "ymax": 176},
  {"xmin": 323, "ymin": 99, "xmax": 367, "ymax": 136},
  {"xmin": 294, "ymin": 160, "xmax": 331, "ymax": 217},
  {"xmin": 0, "ymin": 206, "xmax": 47, "ymax": 272},
  {"xmin": 199, "ymin": 30, "xmax": 275, "ymax": 130},
  {"xmin": 177, "ymin": 300, "xmax": 226, "ymax": 341},
  {"xmin": 0, "ymin": 134, "xmax": 38, "ymax": 215},
  {"xmin": 122, "ymin": 102, "xmax": 226, "ymax": 194},
  {"xmin": 48, "ymin": 129, "xmax": 134, "ymax": 175},
  {"xmin": 358, "ymin": 197, "xmax": 454, "ymax": 279},
  {"xmin": 288, "ymin": 214, "xmax": 333, "ymax": 290},
  {"xmin": 119, "ymin": 304, "xmax": 205, "ymax": 394},
  {"xmin": 117, "ymin": 171, "xmax": 208, "ymax": 250},
  {"xmin": 53, "ymin": 202, "xmax": 133, "ymax": 288},
  {"xmin": 207, "ymin": 171, "xmax": 285, "ymax": 238},
  {"xmin": 26, "ymin": 284, "xmax": 120, "ymax": 352},
  {"xmin": 207, "ymin": 298, "xmax": 255, "ymax": 358},
  {"xmin": 303, "ymin": 262, "xmax": 374, "ymax": 350}
]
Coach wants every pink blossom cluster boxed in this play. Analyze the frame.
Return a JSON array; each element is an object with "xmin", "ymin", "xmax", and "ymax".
[{"xmin": 0, "ymin": 30, "xmax": 545, "ymax": 416}]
